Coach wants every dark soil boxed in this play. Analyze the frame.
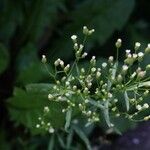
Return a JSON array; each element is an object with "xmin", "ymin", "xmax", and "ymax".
[{"xmin": 99, "ymin": 121, "xmax": 150, "ymax": 150}]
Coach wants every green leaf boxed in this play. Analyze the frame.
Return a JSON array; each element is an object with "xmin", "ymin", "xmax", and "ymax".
[
  {"xmin": 0, "ymin": 43, "xmax": 9, "ymax": 74},
  {"xmin": 16, "ymin": 43, "xmax": 52, "ymax": 84},
  {"xmin": 103, "ymin": 101, "xmax": 112, "ymax": 127},
  {"xmin": 112, "ymin": 116, "xmax": 136, "ymax": 134},
  {"xmin": 0, "ymin": 129, "xmax": 10, "ymax": 150},
  {"xmin": 50, "ymin": 0, "xmax": 135, "ymax": 59},
  {"xmin": 65, "ymin": 108, "xmax": 72, "ymax": 131},
  {"xmin": 48, "ymin": 134, "xmax": 55, "ymax": 150},
  {"xmin": 57, "ymin": 134, "xmax": 66, "ymax": 149},
  {"xmin": 73, "ymin": 125, "xmax": 92, "ymax": 150},
  {"xmin": 26, "ymin": 83, "xmax": 54, "ymax": 94},
  {"xmin": 88, "ymin": 99, "xmax": 104, "ymax": 109},
  {"xmin": 127, "ymin": 81, "xmax": 150, "ymax": 91},
  {"xmin": 23, "ymin": 0, "xmax": 66, "ymax": 42},
  {"xmin": 66, "ymin": 129, "xmax": 74, "ymax": 149},
  {"xmin": 7, "ymin": 84, "xmax": 65, "ymax": 135},
  {"xmin": 124, "ymin": 91, "xmax": 130, "ymax": 111}
]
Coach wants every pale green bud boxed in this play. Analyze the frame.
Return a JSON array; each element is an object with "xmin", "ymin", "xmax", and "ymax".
[
  {"xmin": 134, "ymin": 42, "xmax": 141, "ymax": 51},
  {"xmin": 41, "ymin": 55, "xmax": 47, "ymax": 63},
  {"xmin": 115, "ymin": 38, "xmax": 122, "ymax": 48}
]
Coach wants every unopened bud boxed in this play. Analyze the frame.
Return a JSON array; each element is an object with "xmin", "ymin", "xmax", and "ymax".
[
  {"xmin": 71, "ymin": 35, "xmax": 77, "ymax": 43},
  {"xmin": 115, "ymin": 38, "xmax": 122, "ymax": 48},
  {"xmin": 145, "ymin": 44, "xmax": 150, "ymax": 53},
  {"xmin": 135, "ymin": 42, "xmax": 141, "ymax": 51},
  {"xmin": 42, "ymin": 55, "xmax": 47, "ymax": 63}
]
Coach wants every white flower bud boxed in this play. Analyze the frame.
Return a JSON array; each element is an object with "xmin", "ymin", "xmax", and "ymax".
[
  {"xmin": 108, "ymin": 56, "xmax": 114, "ymax": 63},
  {"xmin": 49, "ymin": 127, "xmax": 55, "ymax": 133},
  {"xmin": 136, "ymin": 67, "xmax": 142, "ymax": 73},
  {"xmin": 64, "ymin": 64, "xmax": 70, "ymax": 72},
  {"xmin": 83, "ymin": 26, "xmax": 89, "ymax": 35},
  {"xmin": 85, "ymin": 99, "xmax": 89, "ymax": 103},
  {"xmin": 62, "ymin": 109, "xmax": 66, "ymax": 113},
  {"xmin": 41, "ymin": 55, "xmax": 47, "ymax": 63},
  {"xmin": 71, "ymin": 35, "xmax": 77, "ymax": 43},
  {"xmin": 127, "ymin": 53, "xmax": 132, "ymax": 58},
  {"xmin": 73, "ymin": 85, "xmax": 77, "ymax": 91},
  {"xmin": 145, "ymin": 44, "xmax": 150, "ymax": 53},
  {"xmin": 126, "ymin": 49, "xmax": 131, "ymax": 55},
  {"xmin": 144, "ymin": 90, "xmax": 149, "ymax": 96},
  {"xmin": 138, "ymin": 52, "xmax": 144, "ymax": 61},
  {"xmin": 54, "ymin": 59, "xmax": 60, "ymax": 66},
  {"xmin": 135, "ymin": 42, "xmax": 141, "ymax": 51},
  {"xmin": 108, "ymin": 93, "xmax": 113, "ymax": 98},
  {"xmin": 87, "ymin": 82, "xmax": 92, "ymax": 88},
  {"xmin": 115, "ymin": 38, "xmax": 122, "ymax": 48},
  {"xmin": 130, "ymin": 72, "xmax": 136, "ymax": 79},
  {"xmin": 65, "ymin": 93, "xmax": 70, "ymax": 97},
  {"xmin": 124, "ymin": 57, "xmax": 134, "ymax": 65},
  {"xmin": 91, "ymin": 67, "xmax": 96, "ymax": 73},
  {"xmin": 87, "ymin": 110, "xmax": 92, "ymax": 116},
  {"xmin": 58, "ymin": 96, "xmax": 62, "ymax": 100},
  {"xmin": 90, "ymin": 56, "xmax": 96, "ymax": 65},
  {"xmin": 117, "ymin": 74, "xmax": 123, "ymax": 82},
  {"xmin": 96, "ymin": 71, "xmax": 101, "ymax": 78},
  {"xmin": 137, "ymin": 71, "xmax": 146, "ymax": 79},
  {"xmin": 136, "ymin": 105, "xmax": 142, "ymax": 111},
  {"xmin": 66, "ymin": 81, "xmax": 70, "ymax": 86},
  {"xmin": 146, "ymin": 64, "xmax": 150, "ymax": 70},
  {"xmin": 132, "ymin": 53, "xmax": 137, "ymax": 59},
  {"xmin": 144, "ymin": 116, "xmax": 150, "ymax": 121},
  {"xmin": 102, "ymin": 62, "xmax": 107, "ymax": 68},
  {"xmin": 48, "ymin": 94, "xmax": 53, "ymax": 100},
  {"xmin": 74, "ymin": 43, "xmax": 78, "ymax": 50},
  {"xmin": 60, "ymin": 60, "xmax": 64, "ymax": 67},
  {"xmin": 122, "ymin": 65, "xmax": 128, "ymax": 73},
  {"xmin": 80, "ymin": 68, "xmax": 85, "ymax": 74},
  {"xmin": 83, "ymin": 87, "xmax": 89, "ymax": 94},
  {"xmin": 143, "ymin": 103, "xmax": 149, "ymax": 109},
  {"xmin": 44, "ymin": 106, "xmax": 49, "ymax": 113},
  {"xmin": 88, "ymin": 29, "xmax": 95, "ymax": 35},
  {"xmin": 79, "ymin": 44, "xmax": 84, "ymax": 52},
  {"xmin": 36, "ymin": 124, "xmax": 40, "ymax": 128},
  {"xmin": 81, "ymin": 52, "xmax": 88, "ymax": 58}
]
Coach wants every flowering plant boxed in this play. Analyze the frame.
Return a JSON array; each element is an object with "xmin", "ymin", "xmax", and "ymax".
[{"xmin": 38, "ymin": 26, "xmax": 150, "ymax": 135}]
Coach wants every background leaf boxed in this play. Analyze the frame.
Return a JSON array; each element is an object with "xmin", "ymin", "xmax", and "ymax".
[
  {"xmin": 7, "ymin": 84, "xmax": 65, "ymax": 135},
  {"xmin": 0, "ymin": 43, "xmax": 9, "ymax": 74}
]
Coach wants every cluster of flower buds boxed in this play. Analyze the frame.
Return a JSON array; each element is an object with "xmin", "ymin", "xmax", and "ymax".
[
  {"xmin": 40, "ymin": 27, "xmax": 150, "ymax": 133},
  {"xmin": 36, "ymin": 106, "xmax": 54, "ymax": 133},
  {"xmin": 83, "ymin": 26, "xmax": 95, "ymax": 35},
  {"xmin": 54, "ymin": 58, "xmax": 64, "ymax": 67}
]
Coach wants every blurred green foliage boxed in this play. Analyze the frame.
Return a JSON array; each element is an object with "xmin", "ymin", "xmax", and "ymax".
[{"xmin": 0, "ymin": 0, "xmax": 150, "ymax": 149}]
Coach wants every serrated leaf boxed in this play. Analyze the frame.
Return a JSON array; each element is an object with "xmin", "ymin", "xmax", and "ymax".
[{"xmin": 7, "ymin": 84, "xmax": 65, "ymax": 134}]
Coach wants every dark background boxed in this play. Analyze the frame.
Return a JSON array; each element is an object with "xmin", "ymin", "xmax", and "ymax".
[{"xmin": 0, "ymin": 0, "xmax": 150, "ymax": 149}]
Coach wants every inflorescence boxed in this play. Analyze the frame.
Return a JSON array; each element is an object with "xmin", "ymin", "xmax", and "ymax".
[{"xmin": 38, "ymin": 26, "xmax": 150, "ymax": 133}]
